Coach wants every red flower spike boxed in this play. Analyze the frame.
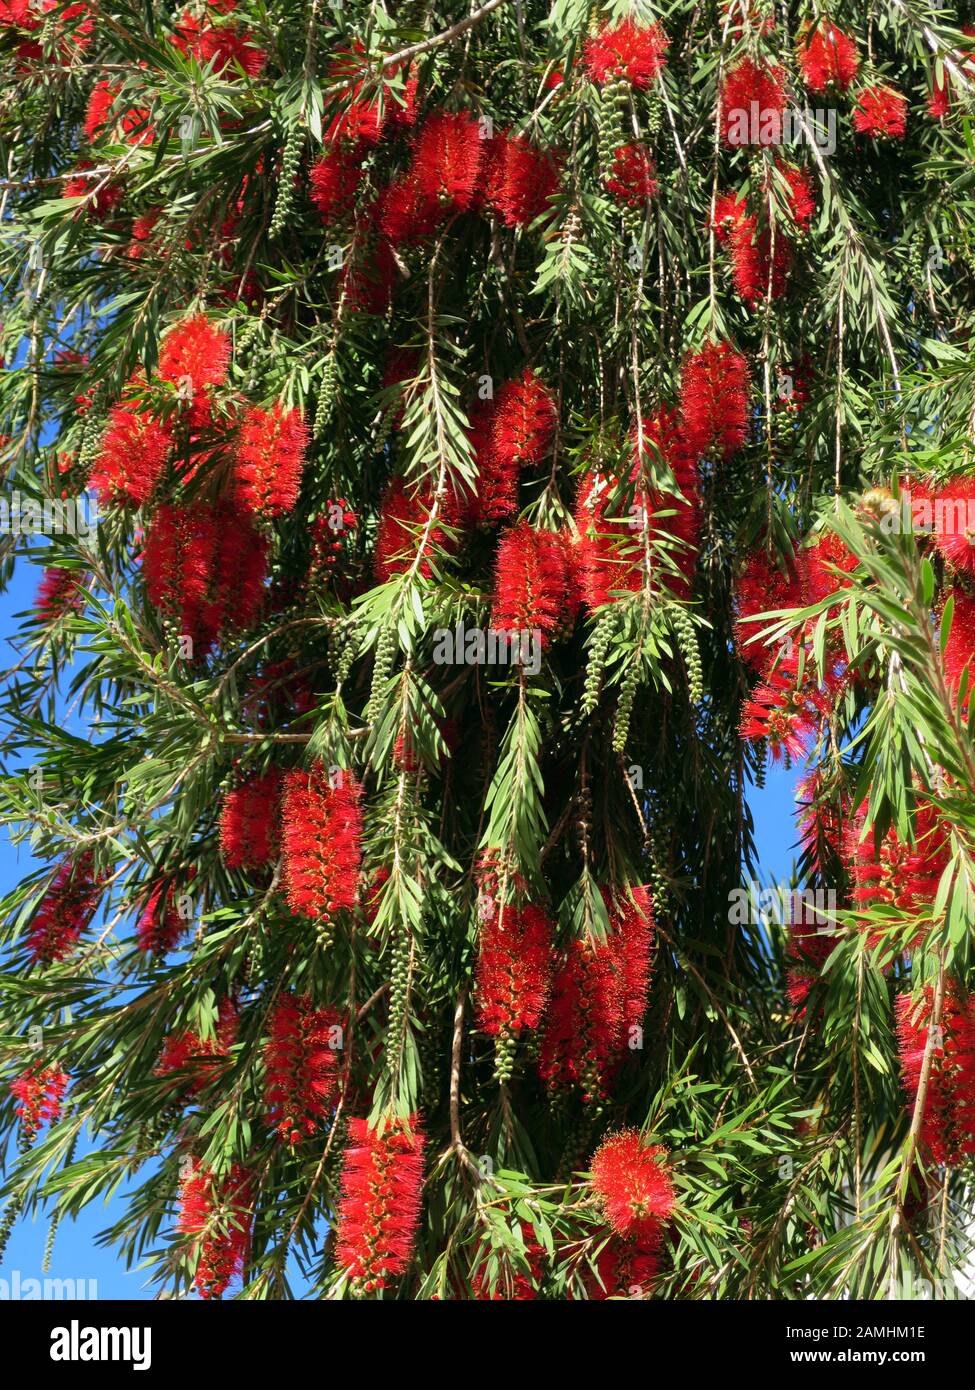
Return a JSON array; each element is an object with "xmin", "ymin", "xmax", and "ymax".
[
  {"xmin": 264, "ymin": 993, "xmax": 342, "ymax": 1142},
  {"xmin": 574, "ymin": 410, "xmax": 700, "ymax": 611},
  {"xmin": 491, "ymin": 521, "xmax": 575, "ymax": 646},
  {"xmin": 604, "ymin": 143, "xmax": 657, "ymax": 207},
  {"xmin": 142, "ymin": 501, "xmax": 268, "ymax": 656},
  {"xmin": 411, "ymin": 110, "xmax": 484, "ymax": 213},
  {"xmin": 335, "ymin": 1115, "xmax": 425, "ymax": 1289},
  {"xmin": 219, "ymin": 769, "xmax": 283, "ymax": 870},
  {"xmin": 10, "ymin": 1064, "xmax": 69, "ymax": 1141},
  {"xmin": 475, "ymin": 900, "xmax": 554, "ymax": 1037},
  {"xmin": 281, "ymin": 763, "xmax": 362, "ymax": 923},
  {"xmin": 88, "ymin": 405, "xmax": 173, "ymax": 508},
  {"xmin": 727, "ymin": 212, "xmax": 792, "ymax": 307},
  {"xmin": 896, "ymin": 983, "xmax": 975, "ymax": 1166},
  {"xmin": 942, "ymin": 589, "xmax": 975, "ymax": 703},
  {"xmin": 27, "ymin": 854, "xmax": 101, "ymax": 963},
  {"xmin": 582, "ymin": 1236, "xmax": 661, "ymax": 1299},
  {"xmin": 481, "ymin": 131, "xmax": 560, "ymax": 226},
  {"xmin": 373, "ymin": 476, "xmax": 461, "ymax": 581},
  {"xmin": 308, "ymin": 148, "xmax": 364, "ymax": 224},
  {"xmin": 178, "ymin": 1160, "xmax": 254, "ymax": 1299},
  {"xmin": 590, "ymin": 1130, "xmax": 676, "ymax": 1245},
  {"xmin": 719, "ymin": 57, "xmax": 787, "ymax": 147},
  {"xmin": 539, "ymin": 885, "xmax": 654, "ymax": 1098},
  {"xmin": 34, "ymin": 567, "xmax": 84, "ymax": 623},
  {"xmin": 157, "ymin": 314, "xmax": 230, "ymax": 427},
  {"xmin": 842, "ymin": 798, "xmax": 951, "ymax": 923},
  {"xmin": 734, "ymin": 545, "xmax": 805, "ymax": 672},
  {"xmin": 928, "ymin": 479, "xmax": 975, "ymax": 574},
  {"xmin": 853, "ymin": 85, "xmax": 907, "ymax": 140},
  {"xmin": 797, "ymin": 22, "xmax": 860, "ymax": 94},
  {"xmin": 84, "ymin": 80, "xmax": 153, "ymax": 145},
  {"xmin": 233, "ymin": 402, "xmax": 309, "ymax": 518},
  {"xmin": 136, "ymin": 881, "xmax": 187, "ymax": 955},
  {"xmin": 172, "ymin": 8, "xmax": 266, "ymax": 78},
  {"xmin": 679, "ymin": 340, "xmax": 750, "ymax": 460},
  {"xmin": 583, "ymin": 19, "xmax": 669, "ymax": 89},
  {"xmin": 469, "ymin": 371, "xmax": 557, "ymax": 524},
  {"xmin": 786, "ymin": 918, "xmax": 836, "ymax": 1014}
]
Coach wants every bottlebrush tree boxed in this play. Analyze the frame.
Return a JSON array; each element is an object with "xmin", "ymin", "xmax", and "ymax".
[{"xmin": 3, "ymin": 0, "xmax": 975, "ymax": 1301}]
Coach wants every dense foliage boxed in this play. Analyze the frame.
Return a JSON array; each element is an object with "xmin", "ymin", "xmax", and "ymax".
[{"xmin": 2, "ymin": 0, "xmax": 975, "ymax": 1299}]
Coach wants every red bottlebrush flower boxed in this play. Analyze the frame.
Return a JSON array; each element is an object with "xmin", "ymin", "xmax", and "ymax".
[
  {"xmin": 309, "ymin": 148, "xmax": 363, "ymax": 224},
  {"xmin": 604, "ymin": 143, "xmax": 657, "ymax": 207},
  {"xmin": 142, "ymin": 501, "xmax": 268, "ymax": 656},
  {"xmin": 679, "ymin": 340, "xmax": 750, "ymax": 460},
  {"xmin": 942, "ymin": 589, "xmax": 975, "ymax": 701},
  {"xmin": 853, "ymin": 84, "xmax": 907, "ymax": 140},
  {"xmin": 411, "ymin": 110, "xmax": 484, "ymax": 213},
  {"xmin": 337, "ymin": 237, "xmax": 398, "ymax": 315},
  {"xmin": 777, "ymin": 162, "xmax": 816, "ymax": 230},
  {"xmin": 157, "ymin": 314, "xmax": 231, "ymax": 426},
  {"xmin": 583, "ymin": 19, "xmax": 670, "ymax": 89},
  {"xmin": 63, "ymin": 162, "xmax": 124, "ymax": 221},
  {"xmin": 481, "ymin": 131, "xmax": 560, "ymax": 226},
  {"xmin": 281, "ymin": 763, "xmax": 362, "ymax": 923},
  {"xmin": 34, "ymin": 566, "xmax": 84, "ymax": 622},
  {"xmin": 727, "ymin": 211, "xmax": 793, "ymax": 307},
  {"xmin": 88, "ymin": 404, "xmax": 172, "ymax": 508},
  {"xmin": 583, "ymin": 1235, "xmax": 661, "ymax": 1300},
  {"xmin": 373, "ymin": 475, "xmax": 460, "ymax": 581},
  {"xmin": 306, "ymin": 502, "xmax": 358, "ymax": 585},
  {"xmin": 539, "ymin": 886, "xmax": 653, "ymax": 1099},
  {"xmin": 320, "ymin": 43, "xmax": 412, "ymax": 147},
  {"xmin": 590, "ymin": 1131, "xmax": 675, "ymax": 1245},
  {"xmin": 720, "ymin": 57, "xmax": 787, "ymax": 147},
  {"xmin": 926, "ymin": 31, "xmax": 975, "ymax": 119},
  {"xmin": 491, "ymin": 522, "xmax": 575, "ymax": 645},
  {"xmin": 470, "ymin": 370, "xmax": 557, "ymax": 524},
  {"xmin": 264, "ymin": 993, "xmax": 342, "ymax": 1143},
  {"xmin": 126, "ymin": 207, "xmax": 163, "ymax": 259},
  {"xmin": 712, "ymin": 190, "xmax": 748, "ymax": 242},
  {"xmin": 739, "ymin": 660, "xmax": 836, "ymax": 763},
  {"xmin": 734, "ymin": 544, "xmax": 805, "ymax": 672},
  {"xmin": 799, "ymin": 530, "xmax": 858, "ymax": 612},
  {"xmin": 842, "ymin": 798, "xmax": 951, "ymax": 921},
  {"xmin": 475, "ymin": 901, "xmax": 554, "ymax": 1038},
  {"xmin": 797, "ymin": 21, "xmax": 860, "ymax": 94},
  {"xmin": 219, "ymin": 769, "xmax": 283, "ymax": 870},
  {"xmin": 84, "ymin": 79, "xmax": 153, "ymax": 145},
  {"xmin": 539, "ymin": 935, "xmax": 623, "ymax": 1100},
  {"xmin": 10, "ymin": 1064, "xmax": 69, "ymax": 1141},
  {"xmin": 374, "ymin": 171, "xmax": 441, "ymax": 243},
  {"xmin": 796, "ymin": 767, "xmax": 848, "ymax": 875},
  {"xmin": 178, "ymin": 1160, "xmax": 253, "ymax": 1299},
  {"xmin": 172, "ymin": 10, "xmax": 266, "ymax": 77},
  {"xmin": 233, "ymin": 402, "xmax": 308, "ymax": 517},
  {"xmin": 335, "ymin": 1115, "xmax": 425, "ymax": 1290},
  {"xmin": 611, "ymin": 885, "xmax": 655, "ymax": 1036},
  {"xmin": 785, "ymin": 918, "xmax": 836, "ymax": 1014},
  {"xmin": 471, "ymin": 1221, "xmax": 546, "ymax": 1299},
  {"xmin": 136, "ymin": 881, "xmax": 187, "ymax": 955},
  {"xmin": 156, "ymin": 998, "xmax": 237, "ymax": 1093},
  {"xmin": 928, "ymin": 478, "xmax": 975, "ymax": 573},
  {"xmin": 575, "ymin": 410, "xmax": 699, "ymax": 611},
  {"xmin": 896, "ymin": 983, "xmax": 975, "ymax": 1166},
  {"xmin": 27, "ymin": 855, "xmax": 101, "ymax": 963}
]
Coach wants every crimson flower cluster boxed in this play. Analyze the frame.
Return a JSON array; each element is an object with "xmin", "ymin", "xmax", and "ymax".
[
  {"xmin": 264, "ymin": 994, "xmax": 342, "ymax": 1143},
  {"xmin": 10, "ymin": 1063, "xmax": 69, "ymax": 1141},
  {"xmin": 896, "ymin": 983, "xmax": 975, "ymax": 1166},
  {"xmin": 334, "ymin": 1116, "xmax": 425, "ymax": 1291},
  {"xmin": 281, "ymin": 764, "xmax": 363, "ymax": 923},
  {"xmin": 178, "ymin": 1159, "xmax": 254, "ymax": 1299}
]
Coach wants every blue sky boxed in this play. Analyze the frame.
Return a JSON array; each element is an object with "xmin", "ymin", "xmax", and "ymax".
[{"xmin": 0, "ymin": 552, "xmax": 805, "ymax": 1297}]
